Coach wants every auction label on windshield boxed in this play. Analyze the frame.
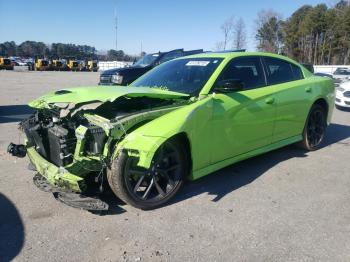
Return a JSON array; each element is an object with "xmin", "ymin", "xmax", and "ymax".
[{"xmin": 186, "ymin": 61, "xmax": 210, "ymax": 66}]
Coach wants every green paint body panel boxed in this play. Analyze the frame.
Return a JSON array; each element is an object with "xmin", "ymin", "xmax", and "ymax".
[
  {"xmin": 27, "ymin": 147, "xmax": 84, "ymax": 192},
  {"xmin": 29, "ymin": 86, "xmax": 189, "ymax": 108},
  {"xmin": 26, "ymin": 52, "xmax": 335, "ymax": 190}
]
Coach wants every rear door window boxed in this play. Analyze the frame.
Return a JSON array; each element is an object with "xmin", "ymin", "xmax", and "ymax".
[{"xmin": 264, "ymin": 57, "xmax": 303, "ymax": 85}]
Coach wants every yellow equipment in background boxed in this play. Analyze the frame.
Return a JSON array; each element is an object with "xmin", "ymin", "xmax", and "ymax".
[
  {"xmin": 35, "ymin": 59, "xmax": 50, "ymax": 71},
  {"xmin": 87, "ymin": 60, "xmax": 98, "ymax": 72},
  {"xmin": 0, "ymin": 57, "xmax": 14, "ymax": 70},
  {"xmin": 67, "ymin": 60, "xmax": 79, "ymax": 71},
  {"xmin": 50, "ymin": 60, "xmax": 65, "ymax": 71}
]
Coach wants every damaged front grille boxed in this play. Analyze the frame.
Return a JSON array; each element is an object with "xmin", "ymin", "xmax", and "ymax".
[
  {"xmin": 21, "ymin": 113, "xmax": 77, "ymax": 167},
  {"xmin": 47, "ymin": 125, "xmax": 76, "ymax": 166}
]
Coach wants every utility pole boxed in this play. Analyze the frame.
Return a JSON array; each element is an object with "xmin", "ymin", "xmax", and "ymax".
[
  {"xmin": 114, "ymin": 7, "xmax": 118, "ymax": 51},
  {"xmin": 140, "ymin": 42, "xmax": 143, "ymax": 57}
]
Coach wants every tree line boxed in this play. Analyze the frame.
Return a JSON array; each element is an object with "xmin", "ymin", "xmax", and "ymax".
[
  {"xmin": 0, "ymin": 41, "xmax": 137, "ymax": 61},
  {"xmin": 256, "ymin": 0, "xmax": 350, "ymax": 65},
  {"xmin": 217, "ymin": 0, "xmax": 350, "ymax": 65}
]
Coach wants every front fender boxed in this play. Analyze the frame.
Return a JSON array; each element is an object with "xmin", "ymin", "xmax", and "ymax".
[
  {"xmin": 113, "ymin": 133, "xmax": 168, "ymax": 169},
  {"xmin": 112, "ymin": 96, "xmax": 214, "ymax": 170}
]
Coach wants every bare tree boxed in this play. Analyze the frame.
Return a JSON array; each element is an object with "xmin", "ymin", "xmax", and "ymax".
[
  {"xmin": 255, "ymin": 9, "xmax": 283, "ymax": 53},
  {"xmin": 255, "ymin": 9, "xmax": 281, "ymax": 31},
  {"xmin": 214, "ymin": 41, "xmax": 225, "ymax": 51},
  {"xmin": 220, "ymin": 16, "xmax": 235, "ymax": 50},
  {"xmin": 232, "ymin": 18, "xmax": 247, "ymax": 49}
]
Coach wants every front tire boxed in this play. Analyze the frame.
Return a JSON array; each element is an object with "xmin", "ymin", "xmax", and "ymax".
[
  {"xmin": 107, "ymin": 138, "xmax": 188, "ymax": 209},
  {"xmin": 299, "ymin": 104, "xmax": 327, "ymax": 151}
]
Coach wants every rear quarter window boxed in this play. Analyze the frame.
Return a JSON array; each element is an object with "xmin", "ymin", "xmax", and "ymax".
[
  {"xmin": 291, "ymin": 64, "xmax": 304, "ymax": 80},
  {"xmin": 264, "ymin": 57, "xmax": 304, "ymax": 85}
]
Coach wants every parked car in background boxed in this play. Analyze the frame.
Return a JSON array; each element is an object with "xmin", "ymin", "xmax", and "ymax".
[
  {"xmin": 314, "ymin": 72, "xmax": 341, "ymax": 87},
  {"xmin": 10, "ymin": 52, "xmax": 334, "ymax": 210},
  {"xmin": 314, "ymin": 72, "xmax": 340, "ymax": 87},
  {"xmin": 99, "ymin": 49, "xmax": 203, "ymax": 86},
  {"xmin": 335, "ymin": 80, "xmax": 350, "ymax": 109},
  {"xmin": 333, "ymin": 67, "xmax": 350, "ymax": 82},
  {"xmin": 314, "ymin": 72, "xmax": 333, "ymax": 78},
  {"xmin": 11, "ymin": 59, "xmax": 27, "ymax": 66}
]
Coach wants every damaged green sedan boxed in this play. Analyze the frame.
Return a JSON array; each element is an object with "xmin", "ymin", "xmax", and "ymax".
[{"xmin": 9, "ymin": 52, "xmax": 335, "ymax": 209}]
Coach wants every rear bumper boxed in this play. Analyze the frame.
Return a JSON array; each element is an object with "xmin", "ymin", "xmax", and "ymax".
[{"xmin": 27, "ymin": 147, "xmax": 84, "ymax": 192}]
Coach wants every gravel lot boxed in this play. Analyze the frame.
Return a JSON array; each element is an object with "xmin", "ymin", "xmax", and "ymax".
[{"xmin": 0, "ymin": 71, "xmax": 349, "ymax": 262}]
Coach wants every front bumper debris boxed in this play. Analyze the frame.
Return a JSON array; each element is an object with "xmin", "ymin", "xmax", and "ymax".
[
  {"xmin": 33, "ymin": 173, "xmax": 109, "ymax": 211},
  {"xmin": 53, "ymin": 192, "xmax": 109, "ymax": 211},
  {"xmin": 26, "ymin": 146, "xmax": 85, "ymax": 192},
  {"xmin": 7, "ymin": 143, "xmax": 27, "ymax": 158}
]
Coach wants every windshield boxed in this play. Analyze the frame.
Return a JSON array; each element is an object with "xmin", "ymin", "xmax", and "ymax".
[
  {"xmin": 335, "ymin": 69, "xmax": 350, "ymax": 75},
  {"xmin": 133, "ymin": 54, "xmax": 159, "ymax": 67},
  {"xmin": 132, "ymin": 58, "xmax": 223, "ymax": 95}
]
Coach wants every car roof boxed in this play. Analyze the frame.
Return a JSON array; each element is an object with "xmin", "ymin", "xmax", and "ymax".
[{"xmin": 181, "ymin": 51, "xmax": 301, "ymax": 65}]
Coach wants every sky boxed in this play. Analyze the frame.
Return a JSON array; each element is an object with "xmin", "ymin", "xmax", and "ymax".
[{"xmin": 0, "ymin": 0, "xmax": 336, "ymax": 55}]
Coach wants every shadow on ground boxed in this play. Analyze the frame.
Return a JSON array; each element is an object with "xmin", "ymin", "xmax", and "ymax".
[
  {"xmin": 99, "ymin": 123, "xmax": 350, "ymax": 213},
  {"xmin": 0, "ymin": 193, "xmax": 25, "ymax": 262},
  {"xmin": 5, "ymin": 109, "xmax": 349, "ymax": 215},
  {"xmin": 0, "ymin": 105, "xmax": 34, "ymax": 124},
  {"xmin": 169, "ymin": 122, "xmax": 350, "ymax": 205}
]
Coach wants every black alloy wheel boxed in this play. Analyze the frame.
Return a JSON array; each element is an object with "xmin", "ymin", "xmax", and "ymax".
[
  {"xmin": 108, "ymin": 138, "xmax": 188, "ymax": 209},
  {"xmin": 299, "ymin": 104, "xmax": 327, "ymax": 150}
]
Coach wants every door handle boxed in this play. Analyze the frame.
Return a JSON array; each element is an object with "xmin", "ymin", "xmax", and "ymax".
[
  {"xmin": 305, "ymin": 87, "xmax": 312, "ymax": 93},
  {"xmin": 265, "ymin": 97, "xmax": 275, "ymax": 104}
]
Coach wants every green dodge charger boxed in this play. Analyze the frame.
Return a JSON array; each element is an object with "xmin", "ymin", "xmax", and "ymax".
[{"xmin": 10, "ymin": 52, "xmax": 335, "ymax": 209}]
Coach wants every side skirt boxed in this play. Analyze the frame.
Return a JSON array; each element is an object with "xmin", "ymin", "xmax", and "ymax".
[{"xmin": 190, "ymin": 135, "xmax": 302, "ymax": 180}]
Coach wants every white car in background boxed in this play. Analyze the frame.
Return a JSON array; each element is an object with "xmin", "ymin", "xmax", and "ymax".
[
  {"xmin": 335, "ymin": 80, "xmax": 350, "ymax": 109},
  {"xmin": 333, "ymin": 68, "xmax": 350, "ymax": 82}
]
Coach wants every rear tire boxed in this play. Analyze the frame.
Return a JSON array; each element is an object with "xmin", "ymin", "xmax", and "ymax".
[
  {"xmin": 298, "ymin": 104, "xmax": 327, "ymax": 151},
  {"xmin": 107, "ymin": 138, "xmax": 189, "ymax": 209}
]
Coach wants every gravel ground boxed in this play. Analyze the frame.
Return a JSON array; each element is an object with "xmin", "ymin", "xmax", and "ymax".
[{"xmin": 0, "ymin": 71, "xmax": 349, "ymax": 262}]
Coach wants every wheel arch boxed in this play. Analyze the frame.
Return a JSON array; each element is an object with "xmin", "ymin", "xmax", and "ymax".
[
  {"xmin": 313, "ymin": 97, "xmax": 329, "ymax": 115},
  {"xmin": 112, "ymin": 130, "xmax": 193, "ymax": 172},
  {"xmin": 169, "ymin": 132, "xmax": 193, "ymax": 174}
]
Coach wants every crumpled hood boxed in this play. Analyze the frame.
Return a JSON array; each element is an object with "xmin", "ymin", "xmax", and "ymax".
[{"xmin": 29, "ymin": 86, "xmax": 189, "ymax": 109}]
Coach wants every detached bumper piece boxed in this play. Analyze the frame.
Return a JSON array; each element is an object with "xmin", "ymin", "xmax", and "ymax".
[
  {"xmin": 28, "ymin": 147, "xmax": 109, "ymax": 212},
  {"xmin": 7, "ymin": 143, "xmax": 27, "ymax": 158},
  {"xmin": 53, "ymin": 192, "xmax": 109, "ymax": 211},
  {"xmin": 33, "ymin": 173, "xmax": 109, "ymax": 212}
]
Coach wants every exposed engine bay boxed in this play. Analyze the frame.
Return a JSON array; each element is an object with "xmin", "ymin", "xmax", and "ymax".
[
  {"xmin": 20, "ymin": 97, "xmax": 179, "ymax": 166},
  {"xmin": 10, "ymin": 95, "xmax": 187, "ymax": 195}
]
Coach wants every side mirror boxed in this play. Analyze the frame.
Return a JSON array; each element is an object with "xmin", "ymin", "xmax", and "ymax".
[{"xmin": 213, "ymin": 79, "xmax": 244, "ymax": 93}]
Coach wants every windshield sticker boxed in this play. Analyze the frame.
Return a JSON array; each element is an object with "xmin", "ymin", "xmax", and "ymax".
[{"xmin": 186, "ymin": 61, "xmax": 210, "ymax": 66}]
